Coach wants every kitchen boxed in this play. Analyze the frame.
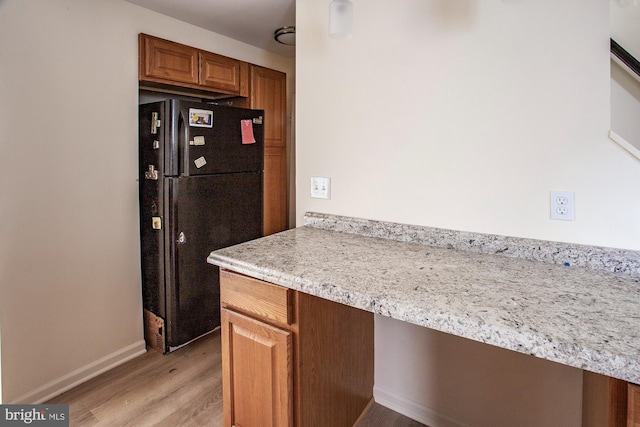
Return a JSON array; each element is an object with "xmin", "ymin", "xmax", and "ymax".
[{"xmin": 1, "ymin": 0, "xmax": 640, "ymax": 426}]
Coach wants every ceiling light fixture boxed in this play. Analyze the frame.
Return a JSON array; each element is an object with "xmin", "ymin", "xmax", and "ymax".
[
  {"xmin": 274, "ymin": 26, "xmax": 296, "ymax": 46},
  {"xmin": 329, "ymin": 0, "xmax": 353, "ymax": 40}
]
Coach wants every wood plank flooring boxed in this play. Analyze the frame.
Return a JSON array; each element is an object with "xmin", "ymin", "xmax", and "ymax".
[
  {"xmin": 47, "ymin": 329, "xmax": 426, "ymax": 426},
  {"xmin": 47, "ymin": 330, "xmax": 223, "ymax": 426},
  {"xmin": 354, "ymin": 402, "xmax": 427, "ymax": 427}
]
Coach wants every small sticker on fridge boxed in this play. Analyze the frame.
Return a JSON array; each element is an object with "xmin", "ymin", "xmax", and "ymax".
[
  {"xmin": 194, "ymin": 156, "xmax": 207, "ymax": 168},
  {"xmin": 188, "ymin": 109, "xmax": 213, "ymax": 128},
  {"xmin": 191, "ymin": 136, "xmax": 205, "ymax": 146}
]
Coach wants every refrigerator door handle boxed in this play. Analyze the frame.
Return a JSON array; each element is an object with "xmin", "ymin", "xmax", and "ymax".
[
  {"xmin": 177, "ymin": 231, "xmax": 186, "ymax": 244},
  {"xmin": 151, "ymin": 112, "xmax": 161, "ymax": 135},
  {"xmin": 179, "ymin": 111, "xmax": 190, "ymax": 176}
]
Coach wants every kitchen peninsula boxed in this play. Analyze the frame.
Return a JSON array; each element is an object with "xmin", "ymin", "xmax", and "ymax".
[{"xmin": 207, "ymin": 212, "xmax": 640, "ymax": 426}]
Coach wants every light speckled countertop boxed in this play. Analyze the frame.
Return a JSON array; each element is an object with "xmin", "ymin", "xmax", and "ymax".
[{"xmin": 207, "ymin": 213, "xmax": 640, "ymax": 384}]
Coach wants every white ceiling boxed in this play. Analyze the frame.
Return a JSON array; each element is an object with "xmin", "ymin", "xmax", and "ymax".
[
  {"xmin": 126, "ymin": 0, "xmax": 296, "ymax": 57},
  {"xmin": 126, "ymin": 1, "xmax": 638, "ymax": 65}
]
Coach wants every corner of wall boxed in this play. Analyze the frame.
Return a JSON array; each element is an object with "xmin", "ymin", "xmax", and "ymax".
[{"xmin": 9, "ymin": 340, "xmax": 146, "ymax": 404}]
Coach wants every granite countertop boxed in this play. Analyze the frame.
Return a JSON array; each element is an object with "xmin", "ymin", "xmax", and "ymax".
[{"xmin": 207, "ymin": 213, "xmax": 640, "ymax": 384}]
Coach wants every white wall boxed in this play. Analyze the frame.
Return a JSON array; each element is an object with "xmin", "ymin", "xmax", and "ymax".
[
  {"xmin": 0, "ymin": 0, "xmax": 293, "ymax": 403},
  {"xmin": 298, "ymin": 0, "xmax": 640, "ymax": 250},
  {"xmin": 296, "ymin": 0, "xmax": 640, "ymax": 425}
]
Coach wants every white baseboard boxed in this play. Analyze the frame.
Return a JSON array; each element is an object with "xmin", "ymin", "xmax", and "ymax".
[
  {"xmin": 9, "ymin": 340, "xmax": 147, "ymax": 404},
  {"xmin": 374, "ymin": 385, "xmax": 473, "ymax": 427}
]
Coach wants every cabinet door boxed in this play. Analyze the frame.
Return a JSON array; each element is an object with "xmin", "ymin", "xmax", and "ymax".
[
  {"xmin": 221, "ymin": 308, "xmax": 292, "ymax": 427},
  {"xmin": 139, "ymin": 34, "xmax": 198, "ymax": 85},
  {"xmin": 199, "ymin": 52, "xmax": 248, "ymax": 95},
  {"xmin": 250, "ymin": 66, "xmax": 286, "ymax": 148},
  {"xmin": 263, "ymin": 146, "xmax": 287, "ymax": 236},
  {"xmin": 248, "ymin": 65, "xmax": 288, "ymax": 235}
]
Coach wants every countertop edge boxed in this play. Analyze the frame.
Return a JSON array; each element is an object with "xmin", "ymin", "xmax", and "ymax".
[{"xmin": 207, "ymin": 248, "xmax": 640, "ymax": 384}]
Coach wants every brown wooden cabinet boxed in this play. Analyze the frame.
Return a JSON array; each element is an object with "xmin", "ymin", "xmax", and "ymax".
[
  {"xmin": 264, "ymin": 146, "xmax": 288, "ymax": 235},
  {"xmin": 220, "ymin": 269, "xmax": 374, "ymax": 427},
  {"xmin": 236, "ymin": 65, "xmax": 288, "ymax": 235},
  {"xmin": 139, "ymin": 34, "xmax": 248, "ymax": 96},
  {"xmin": 139, "ymin": 34, "xmax": 198, "ymax": 86},
  {"xmin": 582, "ymin": 373, "xmax": 640, "ymax": 427},
  {"xmin": 630, "ymin": 383, "xmax": 640, "ymax": 427},
  {"xmin": 199, "ymin": 51, "xmax": 248, "ymax": 96},
  {"xmin": 221, "ymin": 308, "xmax": 292, "ymax": 427}
]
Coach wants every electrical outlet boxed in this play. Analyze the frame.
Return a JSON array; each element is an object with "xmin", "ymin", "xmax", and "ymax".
[
  {"xmin": 311, "ymin": 177, "xmax": 331, "ymax": 199},
  {"xmin": 550, "ymin": 191, "xmax": 575, "ymax": 221}
]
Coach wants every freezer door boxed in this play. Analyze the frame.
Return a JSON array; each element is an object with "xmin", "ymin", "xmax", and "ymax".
[
  {"xmin": 175, "ymin": 101, "xmax": 264, "ymax": 176},
  {"xmin": 164, "ymin": 173, "xmax": 263, "ymax": 348}
]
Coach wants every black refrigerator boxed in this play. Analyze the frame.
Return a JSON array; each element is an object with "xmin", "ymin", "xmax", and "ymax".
[{"xmin": 138, "ymin": 99, "xmax": 263, "ymax": 353}]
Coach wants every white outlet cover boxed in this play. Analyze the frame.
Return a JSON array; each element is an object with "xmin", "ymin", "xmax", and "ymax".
[{"xmin": 550, "ymin": 191, "xmax": 575, "ymax": 221}]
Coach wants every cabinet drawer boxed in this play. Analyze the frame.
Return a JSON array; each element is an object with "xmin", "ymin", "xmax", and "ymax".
[{"xmin": 220, "ymin": 270, "xmax": 292, "ymax": 325}]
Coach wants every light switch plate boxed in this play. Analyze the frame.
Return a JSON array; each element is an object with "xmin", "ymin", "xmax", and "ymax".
[{"xmin": 311, "ymin": 177, "xmax": 331, "ymax": 199}]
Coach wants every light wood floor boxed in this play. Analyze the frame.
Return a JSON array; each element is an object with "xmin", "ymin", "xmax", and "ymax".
[{"xmin": 47, "ymin": 329, "xmax": 426, "ymax": 426}]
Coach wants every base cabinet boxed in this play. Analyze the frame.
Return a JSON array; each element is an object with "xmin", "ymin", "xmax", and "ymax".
[
  {"xmin": 630, "ymin": 383, "xmax": 640, "ymax": 427},
  {"xmin": 582, "ymin": 372, "xmax": 639, "ymax": 427},
  {"xmin": 220, "ymin": 269, "xmax": 374, "ymax": 427}
]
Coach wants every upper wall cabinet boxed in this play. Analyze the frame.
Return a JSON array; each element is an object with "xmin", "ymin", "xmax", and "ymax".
[
  {"xmin": 199, "ymin": 51, "xmax": 248, "ymax": 96},
  {"xmin": 139, "ymin": 34, "xmax": 248, "ymax": 97}
]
